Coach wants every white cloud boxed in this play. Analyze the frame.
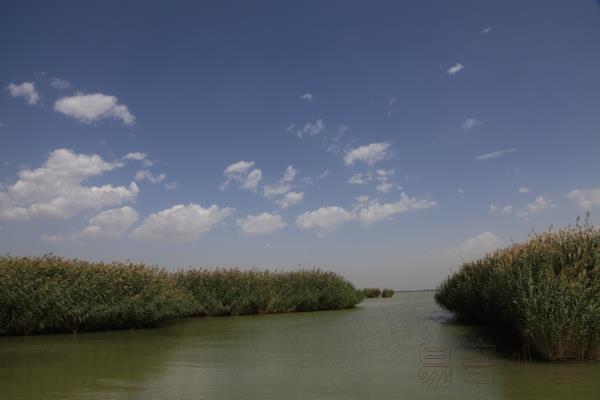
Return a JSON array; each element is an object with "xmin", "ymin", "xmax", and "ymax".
[
  {"xmin": 237, "ymin": 212, "xmax": 287, "ymax": 236},
  {"xmin": 475, "ymin": 148, "xmax": 517, "ymax": 161},
  {"xmin": 355, "ymin": 195, "xmax": 370, "ymax": 204},
  {"xmin": 50, "ymin": 78, "xmax": 71, "ymax": 90},
  {"xmin": 297, "ymin": 118, "xmax": 324, "ymax": 138},
  {"xmin": 6, "ymin": 82, "xmax": 40, "ymax": 105},
  {"xmin": 566, "ymin": 188, "xmax": 600, "ymax": 210},
  {"xmin": 54, "ymin": 92, "xmax": 135, "ymax": 125},
  {"xmin": 518, "ymin": 187, "xmax": 530, "ymax": 193},
  {"xmin": 489, "ymin": 204, "xmax": 514, "ymax": 214},
  {"xmin": 316, "ymin": 170, "xmax": 331, "ymax": 180},
  {"xmin": 80, "ymin": 207, "xmax": 139, "ymax": 239},
  {"xmin": 462, "ymin": 118, "xmax": 482, "ymax": 130},
  {"xmin": 297, "ymin": 192, "xmax": 436, "ymax": 234},
  {"xmin": 447, "ymin": 63, "xmax": 464, "ymax": 75},
  {"xmin": 296, "ymin": 206, "xmax": 355, "ymax": 234},
  {"xmin": 221, "ymin": 160, "xmax": 262, "ymax": 192},
  {"xmin": 123, "ymin": 152, "xmax": 147, "ymax": 161},
  {"xmin": 275, "ymin": 191, "xmax": 304, "ymax": 209},
  {"xmin": 482, "ymin": 26, "xmax": 492, "ymax": 34},
  {"xmin": 375, "ymin": 169, "xmax": 398, "ymax": 193},
  {"xmin": 130, "ymin": 203, "xmax": 231, "ymax": 241},
  {"xmin": 458, "ymin": 232, "xmax": 503, "ymax": 254},
  {"xmin": 135, "ymin": 170, "xmax": 166, "ymax": 184},
  {"xmin": 344, "ymin": 142, "xmax": 392, "ymax": 166},
  {"xmin": 262, "ymin": 165, "xmax": 296, "ymax": 198},
  {"xmin": 165, "ymin": 181, "xmax": 178, "ymax": 190},
  {"xmin": 299, "ymin": 93, "xmax": 313, "ymax": 101},
  {"xmin": 325, "ymin": 125, "xmax": 348, "ymax": 154},
  {"xmin": 347, "ymin": 172, "xmax": 372, "ymax": 185},
  {"xmin": 356, "ymin": 193, "xmax": 437, "ymax": 225},
  {"xmin": 376, "ymin": 181, "xmax": 395, "ymax": 193},
  {"xmin": 517, "ymin": 196, "xmax": 556, "ymax": 216},
  {"xmin": 0, "ymin": 149, "xmax": 138, "ymax": 220}
]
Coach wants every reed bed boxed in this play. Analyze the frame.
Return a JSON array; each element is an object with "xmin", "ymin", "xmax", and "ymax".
[
  {"xmin": 175, "ymin": 269, "xmax": 363, "ymax": 316},
  {"xmin": 435, "ymin": 223, "xmax": 600, "ymax": 361},
  {"xmin": 362, "ymin": 288, "xmax": 381, "ymax": 298},
  {"xmin": 0, "ymin": 255, "xmax": 363, "ymax": 335}
]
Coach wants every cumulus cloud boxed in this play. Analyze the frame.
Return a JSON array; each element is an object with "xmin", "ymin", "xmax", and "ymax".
[
  {"xmin": 50, "ymin": 78, "xmax": 71, "ymax": 90},
  {"xmin": 130, "ymin": 203, "xmax": 231, "ymax": 241},
  {"xmin": 79, "ymin": 207, "xmax": 139, "ymax": 239},
  {"xmin": 54, "ymin": 92, "xmax": 135, "ymax": 125},
  {"xmin": 296, "ymin": 192, "xmax": 436, "ymax": 234},
  {"xmin": 221, "ymin": 160, "xmax": 262, "ymax": 192},
  {"xmin": 489, "ymin": 204, "xmax": 514, "ymax": 214},
  {"xmin": 135, "ymin": 170, "xmax": 166, "ymax": 184},
  {"xmin": 296, "ymin": 206, "xmax": 355, "ymax": 234},
  {"xmin": 237, "ymin": 212, "xmax": 287, "ymax": 236},
  {"xmin": 344, "ymin": 142, "xmax": 392, "ymax": 166},
  {"xmin": 566, "ymin": 188, "xmax": 600, "ymax": 210},
  {"xmin": 275, "ymin": 191, "xmax": 304, "ymax": 209},
  {"xmin": 356, "ymin": 193, "xmax": 437, "ymax": 225},
  {"xmin": 376, "ymin": 182, "xmax": 395, "ymax": 194},
  {"xmin": 458, "ymin": 232, "xmax": 503, "ymax": 254},
  {"xmin": 164, "ymin": 181, "xmax": 178, "ymax": 190},
  {"xmin": 296, "ymin": 118, "xmax": 324, "ymax": 138},
  {"xmin": 475, "ymin": 148, "xmax": 517, "ymax": 161},
  {"xmin": 123, "ymin": 152, "xmax": 147, "ymax": 161},
  {"xmin": 347, "ymin": 172, "xmax": 372, "ymax": 185},
  {"xmin": 263, "ymin": 165, "xmax": 296, "ymax": 197},
  {"xmin": 299, "ymin": 93, "xmax": 313, "ymax": 101},
  {"xmin": 374, "ymin": 169, "xmax": 398, "ymax": 193},
  {"xmin": 0, "ymin": 149, "xmax": 138, "ymax": 220},
  {"xmin": 447, "ymin": 63, "xmax": 464, "ymax": 75},
  {"xmin": 462, "ymin": 118, "xmax": 482, "ymax": 130},
  {"xmin": 6, "ymin": 82, "xmax": 40, "ymax": 105},
  {"xmin": 517, "ymin": 196, "xmax": 556, "ymax": 216}
]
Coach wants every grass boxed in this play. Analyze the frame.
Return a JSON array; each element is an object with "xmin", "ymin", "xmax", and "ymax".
[
  {"xmin": 435, "ymin": 221, "xmax": 600, "ymax": 361},
  {"xmin": 0, "ymin": 255, "xmax": 363, "ymax": 335},
  {"xmin": 381, "ymin": 289, "xmax": 395, "ymax": 298}
]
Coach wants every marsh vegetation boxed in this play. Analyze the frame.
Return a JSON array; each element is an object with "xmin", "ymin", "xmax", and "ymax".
[
  {"xmin": 0, "ymin": 255, "xmax": 363, "ymax": 335},
  {"xmin": 435, "ymin": 222, "xmax": 600, "ymax": 361}
]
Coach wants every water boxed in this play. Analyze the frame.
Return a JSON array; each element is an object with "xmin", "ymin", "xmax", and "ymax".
[{"xmin": 1, "ymin": 291, "xmax": 598, "ymax": 399}]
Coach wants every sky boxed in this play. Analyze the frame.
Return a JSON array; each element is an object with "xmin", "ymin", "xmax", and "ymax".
[{"xmin": 1, "ymin": 0, "xmax": 599, "ymax": 290}]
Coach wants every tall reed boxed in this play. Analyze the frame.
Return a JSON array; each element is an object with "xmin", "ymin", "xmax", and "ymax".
[
  {"xmin": 435, "ymin": 222, "xmax": 600, "ymax": 361},
  {"xmin": 0, "ymin": 255, "xmax": 363, "ymax": 335},
  {"xmin": 362, "ymin": 288, "xmax": 381, "ymax": 298}
]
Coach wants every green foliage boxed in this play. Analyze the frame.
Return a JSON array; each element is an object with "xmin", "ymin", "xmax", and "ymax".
[
  {"xmin": 435, "ymin": 223, "xmax": 600, "ymax": 361},
  {"xmin": 381, "ymin": 289, "xmax": 395, "ymax": 298},
  {"xmin": 0, "ymin": 255, "xmax": 198, "ymax": 335},
  {"xmin": 362, "ymin": 288, "xmax": 381, "ymax": 298},
  {"xmin": 0, "ymin": 255, "xmax": 363, "ymax": 335},
  {"xmin": 175, "ymin": 269, "xmax": 363, "ymax": 316}
]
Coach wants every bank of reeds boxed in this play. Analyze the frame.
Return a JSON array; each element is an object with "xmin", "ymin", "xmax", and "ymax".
[
  {"xmin": 362, "ymin": 288, "xmax": 381, "ymax": 298},
  {"xmin": 0, "ymin": 255, "xmax": 363, "ymax": 335},
  {"xmin": 174, "ymin": 269, "xmax": 363, "ymax": 316},
  {"xmin": 381, "ymin": 289, "xmax": 395, "ymax": 298},
  {"xmin": 435, "ymin": 222, "xmax": 600, "ymax": 361}
]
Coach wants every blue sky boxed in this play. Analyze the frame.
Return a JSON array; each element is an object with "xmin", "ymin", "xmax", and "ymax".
[{"xmin": 1, "ymin": 0, "xmax": 599, "ymax": 289}]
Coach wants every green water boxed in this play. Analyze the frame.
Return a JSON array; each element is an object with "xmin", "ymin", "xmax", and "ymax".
[{"xmin": 1, "ymin": 291, "xmax": 598, "ymax": 399}]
